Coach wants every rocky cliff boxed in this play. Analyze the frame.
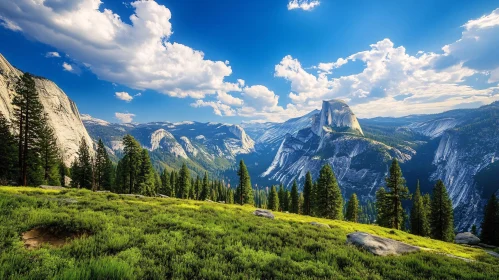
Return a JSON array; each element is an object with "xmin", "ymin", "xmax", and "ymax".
[{"xmin": 0, "ymin": 53, "xmax": 93, "ymax": 165}]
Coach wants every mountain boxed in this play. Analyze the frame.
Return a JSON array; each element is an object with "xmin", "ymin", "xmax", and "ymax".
[
  {"xmin": 0, "ymin": 54, "xmax": 92, "ymax": 165},
  {"xmin": 257, "ymin": 100, "xmax": 413, "ymax": 202},
  {"xmin": 83, "ymin": 118, "xmax": 255, "ymax": 177}
]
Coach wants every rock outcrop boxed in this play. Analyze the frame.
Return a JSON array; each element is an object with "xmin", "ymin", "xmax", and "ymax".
[
  {"xmin": 0, "ymin": 53, "xmax": 93, "ymax": 165},
  {"xmin": 312, "ymin": 100, "xmax": 363, "ymax": 137},
  {"xmin": 253, "ymin": 209, "xmax": 275, "ymax": 219},
  {"xmin": 346, "ymin": 232, "xmax": 420, "ymax": 256},
  {"xmin": 455, "ymin": 232, "xmax": 480, "ymax": 245}
]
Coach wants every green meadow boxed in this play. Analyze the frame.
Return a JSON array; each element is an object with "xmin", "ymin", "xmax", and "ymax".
[{"xmin": 0, "ymin": 187, "xmax": 497, "ymax": 279}]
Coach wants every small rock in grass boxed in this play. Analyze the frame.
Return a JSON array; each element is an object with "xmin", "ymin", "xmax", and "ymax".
[
  {"xmin": 310, "ymin": 222, "xmax": 330, "ymax": 228},
  {"xmin": 455, "ymin": 232, "xmax": 480, "ymax": 245},
  {"xmin": 39, "ymin": 185, "xmax": 65, "ymax": 190},
  {"xmin": 253, "ymin": 209, "xmax": 275, "ymax": 219},
  {"xmin": 158, "ymin": 194, "xmax": 169, "ymax": 198},
  {"xmin": 346, "ymin": 232, "xmax": 420, "ymax": 256}
]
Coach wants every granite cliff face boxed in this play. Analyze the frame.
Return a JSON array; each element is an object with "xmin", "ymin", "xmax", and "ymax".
[{"xmin": 0, "ymin": 53, "xmax": 93, "ymax": 165}]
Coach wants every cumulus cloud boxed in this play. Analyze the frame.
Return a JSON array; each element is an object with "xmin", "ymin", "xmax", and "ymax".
[
  {"xmin": 62, "ymin": 62, "xmax": 81, "ymax": 74},
  {"xmin": 115, "ymin": 112, "xmax": 135, "ymax": 123},
  {"xmin": 115, "ymin": 91, "xmax": 134, "ymax": 102},
  {"xmin": 273, "ymin": 9, "xmax": 499, "ymax": 118},
  {"xmin": 0, "ymin": 0, "xmax": 238, "ymax": 99},
  {"xmin": 287, "ymin": 0, "xmax": 320, "ymax": 11},
  {"xmin": 45, "ymin": 52, "xmax": 60, "ymax": 58},
  {"xmin": 190, "ymin": 100, "xmax": 236, "ymax": 116}
]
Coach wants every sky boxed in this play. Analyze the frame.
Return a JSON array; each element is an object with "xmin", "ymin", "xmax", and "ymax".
[{"xmin": 1, "ymin": 0, "xmax": 499, "ymax": 124}]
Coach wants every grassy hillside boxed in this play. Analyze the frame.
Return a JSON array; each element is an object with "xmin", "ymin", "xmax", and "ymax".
[{"xmin": 0, "ymin": 187, "xmax": 497, "ymax": 279}]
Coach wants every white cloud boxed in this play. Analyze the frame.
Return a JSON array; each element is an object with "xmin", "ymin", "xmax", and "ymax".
[
  {"xmin": 45, "ymin": 52, "xmax": 60, "ymax": 58},
  {"xmin": 62, "ymin": 62, "xmax": 80, "ymax": 74},
  {"xmin": 134, "ymin": 92, "xmax": 142, "ymax": 97},
  {"xmin": 115, "ymin": 112, "xmax": 135, "ymax": 123},
  {"xmin": 287, "ymin": 0, "xmax": 320, "ymax": 11},
  {"xmin": 217, "ymin": 91, "xmax": 243, "ymax": 106},
  {"xmin": 190, "ymin": 100, "xmax": 236, "ymax": 116},
  {"xmin": 273, "ymin": 8, "xmax": 499, "ymax": 119},
  {"xmin": 0, "ymin": 0, "xmax": 239, "ymax": 99},
  {"xmin": 115, "ymin": 91, "xmax": 134, "ymax": 102}
]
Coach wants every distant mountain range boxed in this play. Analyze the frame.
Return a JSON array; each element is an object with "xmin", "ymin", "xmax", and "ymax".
[{"xmin": 1, "ymin": 53, "xmax": 497, "ymax": 231}]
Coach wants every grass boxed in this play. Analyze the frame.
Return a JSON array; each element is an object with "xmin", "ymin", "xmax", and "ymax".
[{"xmin": 0, "ymin": 186, "xmax": 498, "ymax": 279}]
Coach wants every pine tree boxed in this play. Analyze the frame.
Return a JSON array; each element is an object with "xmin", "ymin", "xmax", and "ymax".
[
  {"xmin": 298, "ymin": 193, "xmax": 304, "ymax": 214},
  {"xmin": 480, "ymin": 194, "xmax": 499, "ymax": 246},
  {"xmin": 237, "ymin": 160, "xmax": 253, "ymax": 205},
  {"xmin": 58, "ymin": 160, "xmax": 69, "ymax": 188},
  {"xmin": 376, "ymin": 187, "xmax": 390, "ymax": 227},
  {"xmin": 384, "ymin": 159, "xmax": 411, "ymax": 229},
  {"xmin": 346, "ymin": 193, "xmax": 359, "ymax": 222},
  {"xmin": 38, "ymin": 115, "xmax": 60, "ymax": 186},
  {"xmin": 278, "ymin": 184, "xmax": 285, "ymax": 211},
  {"xmin": 121, "ymin": 135, "xmax": 142, "ymax": 193},
  {"xmin": 71, "ymin": 137, "xmax": 93, "ymax": 189},
  {"xmin": 0, "ymin": 113, "xmax": 17, "ymax": 184},
  {"xmin": 290, "ymin": 180, "xmax": 299, "ymax": 213},
  {"xmin": 177, "ymin": 163, "xmax": 191, "ymax": 199},
  {"xmin": 194, "ymin": 176, "xmax": 201, "ymax": 200},
  {"xmin": 316, "ymin": 164, "xmax": 343, "ymax": 220},
  {"xmin": 12, "ymin": 73, "xmax": 45, "ymax": 186},
  {"xmin": 283, "ymin": 190, "xmax": 290, "ymax": 212},
  {"xmin": 170, "ymin": 170, "xmax": 176, "ymax": 197},
  {"xmin": 410, "ymin": 181, "xmax": 430, "ymax": 236},
  {"xmin": 268, "ymin": 185, "xmax": 279, "ymax": 211},
  {"xmin": 200, "ymin": 172, "xmax": 209, "ymax": 200},
  {"xmin": 430, "ymin": 180, "xmax": 454, "ymax": 242},
  {"xmin": 303, "ymin": 171, "xmax": 313, "ymax": 215},
  {"xmin": 137, "ymin": 149, "xmax": 156, "ymax": 196},
  {"xmin": 94, "ymin": 139, "xmax": 111, "ymax": 191}
]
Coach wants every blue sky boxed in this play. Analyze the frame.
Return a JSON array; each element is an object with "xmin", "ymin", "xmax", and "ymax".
[{"xmin": 1, "ymin": 0, "xmax": 499, "ymax": 124}]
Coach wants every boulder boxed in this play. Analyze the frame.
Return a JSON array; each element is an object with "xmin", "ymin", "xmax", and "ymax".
[
  {"xmin": 39, "ymin": 185, "xmax": 65, "ymax": 190},
  {"xmin": 158, "ymin": 194, "xmax": 169, "ymax": 198},
  {"xmin": 253, "ymin": 209, "xmax": 275, "ymax": 219},
  {"xmin": 310, "ymin": 222, "xmax": 330, "ymax": 228},
  {"xmin": 455, "ymin": 232, "xmax": 480, "ymax": 245},
  {"xmin": 346, "ymin": 232, "xmax": 420, "ymax": 256}
]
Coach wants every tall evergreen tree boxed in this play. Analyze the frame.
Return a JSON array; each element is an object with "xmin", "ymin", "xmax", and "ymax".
[
  {"xmin": 237, "ymin": 160, "xmax": 253, "ymax": 205},
  {"xmin": 200, "ymin": 172, "xmax": 209, "ymax": 200},
  {"xmin": 13, "ymin": 73, "xmax": 45, "ymax": 186},
  {"xmin": 298, "ymin": 193, "xmax": 304, "ymax": 214},
  {"xmin": 375, "ymin": 187, "xmax": 390, "ymax": 227},
  {"xmin": 121, "ymin": 135, "xmax": 142, "ymax": 193},
  {"xmin": 278, "ymin": 184, "xmax": 285, "ymax": 211},
  {"xmin": 170, "ymin": 170, "xmax": 176, "ymax": 197},
  {"xmin": 137, "ymin": 149, "xmax": 156, "ymax": 196},
  {"xmin": 177, "ymin": 163, "xmax": 191, "ymax": 199},
  {"xmin": 160, "ymin": 169, "xmax": 170, "ymax": 195},
  {"xmin": 290, "ymin": 180, "xmax": 299, "ymax": 213},
  {"xmin": 268, "ymin": 185, "xmax": 279, "ymax": 211},
  {"xmin": 480, "ymin": 194, "xmax": 499, "ymax": 246},
  {"xmin": 430, "ymin": 180, "xmax": 454, "ymax": 242},
  {"xmin": 303, "ymin": 171, "xmax": 313, "ymax": 215},
  {"xmin": 58, "ymin": 160, "xmax": 69, "ymax": 188},
  {"xmin": 410, "ymin": 181, "xmax": 429, "ymax": 236},
  {"xmin": 71, "ymin": 137, "xmax": 93, "ymax": 189},
  {"xmin": 94, "ymin": 139, "xmax": 112, "ymax": 191},
  {"xmin": 316, "ymin": 164, "xmax": 343, "ymax": 220},
  {"xmin": 384, "ymin": 159, "xmax": 411, "ymax": 229},
  {"xmin": 0, "ymin": 113, "xmax": 17, "ymax": 184},
  {"xmin": 38, "ymin": 115, "xmax": 60, "ymax": 186},
  {"xmin": 346, "ymin": 193, "xmax": 360, "ymax": 222}
]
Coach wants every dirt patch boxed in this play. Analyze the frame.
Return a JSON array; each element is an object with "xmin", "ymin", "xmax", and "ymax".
[{"xmin": 22, "ymin": 227, "xmax": 89, "ymax": 250}]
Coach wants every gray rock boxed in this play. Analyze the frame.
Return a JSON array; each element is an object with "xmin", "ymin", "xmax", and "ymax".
[
  {"xmin": 253, "ymin": 209, "xmax": 275, "ymax": 219},
  {"xmin": 310, "ymin": 222, "xmax": 330, "ymax": 228},
  {"xmin": 455, "ymin": 232, "xmax": 480, "ymax": 245},
  {"xmin": 478, "ymin": 243, "xmax": 497, "ymax": 249},
  {"xmin": 486, "ymin": 251, "xmax": 499, "ymax": 258},
  {"xmin": 39, "ymin": 185, "xmax": 65, "ymax": 190},
  {"xmin": 158, "ymin": 194, "xmax": 169, "ymax": 198},
  {"xmin": 346, "ymin": 232, "xmax": 420, "ymax": 256}
]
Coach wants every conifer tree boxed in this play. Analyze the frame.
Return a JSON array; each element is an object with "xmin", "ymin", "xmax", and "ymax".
[
  {"xmin": 38, "ymin": 115, "xmax": 60, "ymax": 185},
  {"xmin": 430, "ymin": 180, "xmax": 454, "ymax": 242},
  {"xmin": 160, "ymin": 169, "xmax": 170, "ymax": 195},
  {"xmin": 316, "ymin": 164, "xmax": 343, "ymax": 220},
  {"xmin": 94, "ymin": 139, "xmax": 112, "ymax": 191},
  {"xmin": 268, "ymin": 185, "xmax": 279, "ymax": 211},
  {"xmin": 13, "ymin": 73, "xmax": 45, "ymax": 186},
  {"xmin": 170, "ymin": 170, "xmax": 176, "ymax": 197},
  {"xmin": 278, "ymin": 184, "xmax": 285, "ymax": 211},
  {"xmin": 290, "ymin": 180, "xmax": 299, "ymax": 213},
  {"xmin": 346, "ymin": 193, "xmax": 359, "ymax": 222},
  {"xmin": 298, "ymin": 193, "xmax": 304, "ymax": 214},
  {"xmin": 237, "ymin": 160, "xmax": 253, "ymax": 205},
  {"xmin": 303, "ymin": 171, "xmax": 313, "ymax": 215},
  {"xmin": 58, "ymin": 160, "xmax": 69, "ymax": 188},
  {"xmin": 410, "ymin": 181, "xmax": 429, "ymax": 236},
  {"xmin": 121, "ymin": 135, "xmax": 142, "ymax": 193},
  {"xmin": 0, "ymin": 113, "xmax": 17, "ymax": 184},
  {"xmin": 137, "ymin": 149, "xmax": 156, "ymax": 196},
  {"xmin": 480, "ymin": 194, "xmax": 499, "ymax": 246},
  {"xmin": 384, "ymin": 159, "xmax": 411, "ymax": 229},
  {"xmin": 194, "ymin": 176, "xmax": 201, "ymax": 200},
  {"xmin": 200, "ymin": 172, "xmax": 209, "ymax": 200},
  {"xmin": 375, "ymin": 187, "xmax": 390, "ymax": 227},
  {"xmin": 177, "ymin": 163, "xmax": 191, "ymax": 199},
  {"xmin": 72, "ymin": 137, "xmax": 93, "ymax": 189}
]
